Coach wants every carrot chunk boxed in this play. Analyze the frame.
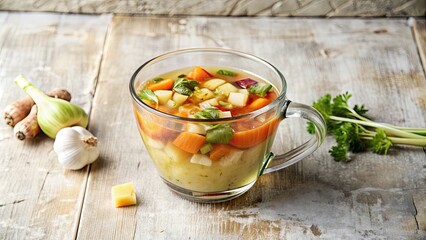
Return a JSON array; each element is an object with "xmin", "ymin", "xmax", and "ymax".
[
  {"xmin": 173, "ymin": 132, "xmax": 206, "ymax": 154},
  {"xmin": 248, "ymin": 98, "xmax": 271, "ymax": 111},
  {"xmin": 209, "ymin": 144, "xmax": 235, "ymax": 161},
  {"xmin": 176, "ymin": 111, "xmax": 189, "ymax": 118},
  {"xmin": 134, "ymin": 109, "xmax": 178, "ymax": 141},
  {"xmin": 230, "ymin": 117, "xmax": 279, "ymax": 149},
  {"xmin": 186, "ymin": 66, "xmax": 213, "ymax": 82},
  {"xmin": 147, "ymin": 79, "xmax": 174, "ymax": 91}
]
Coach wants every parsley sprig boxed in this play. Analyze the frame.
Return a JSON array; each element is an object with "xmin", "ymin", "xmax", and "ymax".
[
  {"xmin": 173, "ymin": 78, "xmax": 199, "ymax": 96},
  {"xmin": 308, "ymin": 92, "xmax": 426, "ymax": 161}
]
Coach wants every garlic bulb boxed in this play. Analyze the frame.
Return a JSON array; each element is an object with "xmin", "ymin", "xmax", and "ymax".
[{"xmin": 53, "ymin": 126, "xmax": 99, "ymax": 170}]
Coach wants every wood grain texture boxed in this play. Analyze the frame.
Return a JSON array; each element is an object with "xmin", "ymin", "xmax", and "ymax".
[
  {"xmin": 411, "ymin": 18, "xmax": 426, "ymax": 232},
  {"xmin": 77, "ymin": 16, "xmax": 426, "ymax": 239},
  {"xmin": 412, "ymin": 18, "xmax": 426, "ymax": 75},
  {"xmin": 0, "ymin": 0, "xmax": 425, "ymax": 16},
  {"xmin": 0, "ymin": 12, "xmax": 110, "ymax": 239}
]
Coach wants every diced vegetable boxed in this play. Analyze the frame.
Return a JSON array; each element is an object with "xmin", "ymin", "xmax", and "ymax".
[
  {"xmin": 219, "ymin": 111, "xmax": 232, "ymax": 118},
  {"xmin": 190, "ymin": 154, "xmax": 212, "ymax": 166},
  {"xmin": 193, "ymin": 88, "xmax": 215, "ymax": 101},
  {"xmin": 201, "ymin": 78, "xmax": 226, "ymax": 90},
  {"xmin": 228, "ymin": 92, "xmax": 248, "ymax": 107},
  {"xmin": 219, "ymin": 101, "xmax": 229, "ymax": 106},
  {"xmin": 230, "ymin": 117, "xmax": 279, "ymax": 148},
  {"xmin": 218, "ymin": 100, "xmax": 233, "ymax": 110},
  {"xmin": 218, "ymin": 149, "xmax": 244, "ymax": 167},
  {"xmin": 173, "ymin": 78, "xmax": 199, "ymax": 96},
  {"xmin": 217, "ymin": 69, "xmax": 237, "ymax": 76},
  {"xmin": 176, "ymin": 111, "xmax": 189, "ymax": 118},
  {"xmin": 206, "ymin": 98, "xmax": 219, "ymax": 106},
  {"xmin": 209, "ymin": 144, "xmax": 235, "ymax": 161},
  {"xmin": 178, "ymin": 104, "xmax": 200, "ymax": 116},
  {"xmin": 186, "ymin": 66, "xmax": 213, "ymax": 81},
  {"xmin": 199, "ymin": 101, "xmax": 212, "ymax": 109},
  {"xmin": 138, "ymin": 89, "xmax": 158, "ymax": 105},
  {"xmin": 238, "ymin": 89, "xmax": 249, "ymax": 95},
  {"xmin": 248, "ymin": 83, "xmax": 273, "ymax": 97},
  {"xmin": 156, "ymin": 105, "xmax": 174, "ymax": 114},
  {"xmin": 200, "ymin": 98, "xmax": 219, "ymax": 109},
  {"xmin": 247, "ymin": 98, "xmax": 271, "ymax": 111},
  {"xmin": 194, "ymin": 107, "xmax": 220, "ymax": 119},
  {"xmin": 148, "ymin": 78, "xmax": 174, "ymax": 91},
  {"xmin": 164, "ymin": 142, "xmax": 192, "ymax": 162},
  {"xmin": 235, "ymin": 78, "xmax": 258, "ymax": 89},
  {"xmin": 200, "ymin": 143, "xmax": 213, "ymax": 154},
  {"xmin": 216, "ymin": 83, "xmax": 238, "ymax": 97},
  {"xmin": 166, "ymin": 99, "xmax": 177, "ymax": 108},
  {"xmin": 187, "ymin": 123, "xmax": 207, "ymax": 135},
  {"xmin": 172, "ymin": 92, "xmax": 188, "ymax": 106},
  {"xmin": 206, "ymin": 124, "xmax": 234, "ymax": 144},
  {"xmin": 145, "ymin": 135, "xmax": 165, "ymax": 149},
  {"xmin": 173, "ymin": 132, "xmax": 206, "ymax": 154},
  {"xmin": 134, "ymin": 109, "xmax": 178, "ymax": 141},
  {"xmin": 154, "ymin": 90, "xmax": 173, "ymax": 105},
  {"xmin": 111, "ymin": 182, "xmax": 137, "ymax": 208}
]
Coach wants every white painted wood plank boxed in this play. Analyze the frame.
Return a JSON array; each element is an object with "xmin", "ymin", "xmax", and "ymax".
[
  {"xmin": 412, "ymin": 18, "xmax": 426, "ymax": 77},
  {"xmin": 0, "ymin": 13, "xmax": 110, "ymax": 239},
  {"xmin": 78, "ymin": 16, "xmax": 426, "ymax": 239},
  {"xmin": 0, "ymin": 0, "xmax": 424, "ymax": 16}
]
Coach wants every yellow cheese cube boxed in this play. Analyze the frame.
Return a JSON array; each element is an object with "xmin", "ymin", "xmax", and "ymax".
[{"xmin": 111, "ymin": 182, "xmax": 137, "ymax": 208}]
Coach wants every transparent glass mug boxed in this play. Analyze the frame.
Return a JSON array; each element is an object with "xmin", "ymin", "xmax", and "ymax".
[{"xmin": 130, "ymin": 48, "xmax": 326, "ymax": 203}]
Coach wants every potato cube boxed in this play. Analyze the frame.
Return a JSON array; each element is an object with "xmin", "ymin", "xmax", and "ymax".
[
  {"xmin": 154, "ymin": 90, "xmax": 173, "ymax": 105},
  {"xmin": 111, "ymin": 182, "xmax": 137, "ymax": 208},
  {"xmin": 228, "ymin": 92, "xmax": 248, "ymax": 107}
]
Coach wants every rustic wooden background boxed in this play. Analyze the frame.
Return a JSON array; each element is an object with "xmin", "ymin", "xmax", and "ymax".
[
  {"xmin": 0, "ymin": 0, "xmax": 425, "ymax": 17},
  {"xmin": 0, "ymin": 10, "xmax": 425, "ymax": 240}
]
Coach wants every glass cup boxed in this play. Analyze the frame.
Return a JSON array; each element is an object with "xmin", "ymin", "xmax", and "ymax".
[{"xmin": 129, "ymin": 48, "xmax": 326, "ymax": 203}]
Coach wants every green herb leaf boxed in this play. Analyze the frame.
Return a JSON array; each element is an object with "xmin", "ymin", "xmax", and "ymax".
[
  {"xmin": 333, "ymin": 122, "xmax": 367, "ymax": 153},
  {"xmin": 178, "ymin": 74, "xmax": 186, "ymax": 78},
  {"xmin": 173, "ymin": 78, "xmax": 199, "ymax": 96},
  {"xmin": 329, "ymin": 144, "xmax": 349, "ymax": 162},
  {"xmin": 206, "ymin": 124, "xmax": 234, "ymax": 144},
  {"xmin": 311, "ymin": 94, "xmax": 333, "ymax": 133},
  {"xmin": 152, "ymin": 77, "xmax": 164, "ymax": 83},
  {"xmin": 248, "ymin": 83, "xmax": 273, "ymax": 97},
  {"xmin": 217, "ymin": 69, "xmax": 237, "ymax": 76},
  {"xmin": 138, "ymin": 89, "xmax": 158, "ymax": 105},
  {"xmin": 331, "ymin": 92, "xmax": 352, "ymax": 117},
  {"xmin": 353, "ymin": 104, "xmax": 368, "ymax": 116},
  {"xmin": 194, "ymin": 107, "xmax": 220, "ymax": 119},
  {"xmin": 371, "ymin": 129, "xmax": 392, "ymax": 154},
  {"xmin": 306, "ymin": 122, "xmax": 316, "ymax": 134},
  {"xmin": 308, "ymin": 91, "xmax": 426, "ymax": 162}
]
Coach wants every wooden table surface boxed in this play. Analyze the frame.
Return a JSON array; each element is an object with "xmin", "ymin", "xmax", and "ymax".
[{"xmin": 0, "ymin": 13, "xmax": 425, "ymax": 239}]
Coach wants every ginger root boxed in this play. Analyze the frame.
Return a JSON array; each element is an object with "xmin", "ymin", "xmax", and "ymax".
[{"xmin": 14, "ymin": 105, "xmax": 39, "ymax": 140}]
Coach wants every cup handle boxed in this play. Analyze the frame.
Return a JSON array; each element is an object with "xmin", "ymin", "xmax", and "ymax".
[{"xmin": 259, "ymin": 100, "xmax": 327, "ymax": 175}]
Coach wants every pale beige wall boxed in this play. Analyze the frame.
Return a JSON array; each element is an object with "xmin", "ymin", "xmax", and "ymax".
[{"xmin": 0, "ymin": 0, "xmax": 425, "ymax": 16}]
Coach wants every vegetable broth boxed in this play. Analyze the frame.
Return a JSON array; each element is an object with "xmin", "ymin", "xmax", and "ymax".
[{"xmin": 135, "ymin": 66, "xmax": 280, "ymax": 192}]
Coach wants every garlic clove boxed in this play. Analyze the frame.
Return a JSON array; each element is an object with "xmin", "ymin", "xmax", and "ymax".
[
  {"xmin": 71, "ymin": 126, "xmax": 95, "ymax": 138},
  {"xmin": 58, "ymin": 150, "xmax": 87, "ymax": 170},
  {"xmin": 87, "ymin": 144, "xmax": 100, "ymax": 165}
]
